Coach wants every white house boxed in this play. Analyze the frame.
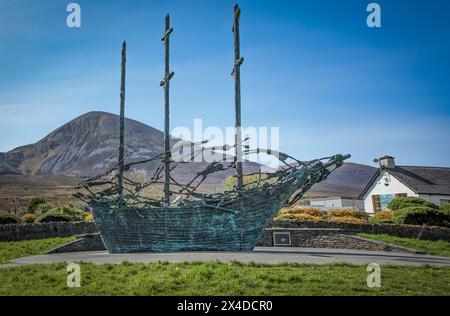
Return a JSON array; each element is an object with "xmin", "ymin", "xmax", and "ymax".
[
  {"xmin": 360, "ymin": 156, "xmax": 450, "ymax": 214},
  {"xmin": 309, "ymin": 197, "xmax": 365, "ymax": 211}
]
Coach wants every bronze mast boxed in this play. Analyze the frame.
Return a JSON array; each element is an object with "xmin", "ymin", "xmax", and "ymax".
[
  {"xmin": 118, "ymin": 41, "xmax": 127, "ymax": 197},
  {"xmin": 232, "ymin": 4, "xmax": 244, "ymax": 197},
  {"xmin": 160, "ymin": 15, "xmax": 175, "ymax": 206}
]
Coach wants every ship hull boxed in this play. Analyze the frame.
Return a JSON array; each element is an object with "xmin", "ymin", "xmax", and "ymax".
[{"xmin": 92, "ymin": 178, "xmax": 295, "ymax": 253}]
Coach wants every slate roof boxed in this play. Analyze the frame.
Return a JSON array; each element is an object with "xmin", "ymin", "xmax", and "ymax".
[{"xmin": 360, "ymin": 166, "xmax": 450, "ymax": 198}]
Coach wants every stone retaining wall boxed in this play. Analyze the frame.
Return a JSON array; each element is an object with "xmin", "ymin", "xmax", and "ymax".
[
  {"xmin": 256, "ymin": 228, "xmax": 421, "ymax": 253},
  {"xmin": 272, "ymin": 220, "xmax": 450, "ymax": 242},
  {"xmin": 0, "ymin": 222, "xmax": 97, "ymax": 242},
  {"xmin": 1, "ymin": 219, "xmax": 449, "ymax": 243}
]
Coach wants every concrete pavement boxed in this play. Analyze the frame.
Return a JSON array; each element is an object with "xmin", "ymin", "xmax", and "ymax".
[{"xmin": 2, "ymin": 247, "xmax": 450, "ymax": 267}]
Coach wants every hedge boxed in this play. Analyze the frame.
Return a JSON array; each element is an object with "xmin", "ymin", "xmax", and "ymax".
[
  {"xmin": 35, "ymin": 209, "xmax": 73, "ymax": 223},
  {"xmin": 0, "ymin": 211, "xmax": 22, "ymax": 225},
  {"xmin": 35, "ymin": 205, "xmax": 88, "ymax": 223},
  {"xmin": 394, "ymin": 206, "xmax": 450, "ymax": 227},
  {"xmin": 389, "ymin": 197, "xmax": 439, "ymax": 211}
]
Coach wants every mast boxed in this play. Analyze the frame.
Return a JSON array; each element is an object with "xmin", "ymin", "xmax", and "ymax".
[
  {"xmin": 118, "ymin": 40, "xmax": 126, "ymax": 197},
  {"xmin": 232, "ymin": 4, "xmax": 244, "ymax": 196},
  {"xmin": 161, "ymin": 15, "xmax": 175, "ymax": 206}
]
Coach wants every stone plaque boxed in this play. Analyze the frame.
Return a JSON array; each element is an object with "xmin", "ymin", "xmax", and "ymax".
[{"xmin": 273, "ymin": 232, "xmax": 292, "ymax": 247}]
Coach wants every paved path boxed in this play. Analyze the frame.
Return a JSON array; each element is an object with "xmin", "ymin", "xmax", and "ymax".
[{"xmin": 2, "ymin": 247, "xmax": 450, "ymax": 268}]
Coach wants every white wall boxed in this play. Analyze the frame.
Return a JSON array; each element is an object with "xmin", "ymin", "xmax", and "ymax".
[
  {"xmin": 363, "ymin": 171, "xmax": 418, "ymax": 214},
  {"xmin": 310, "ymin": 198, "xmax": 365, "ymax": 211},
  {"xmin": 310, "ymin": 198, "xmax": 343, "ymax": 208},
  {"xmin": 418, "ymin": 194, "xmax": 450, "ymax": 206},
  {"xmin": 341, "ymin": 199, "xmax": 365, "ymax": 211}
]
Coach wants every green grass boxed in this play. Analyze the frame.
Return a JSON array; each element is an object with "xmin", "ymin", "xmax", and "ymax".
[
  {"xmin": 0, "ymin": 237, "xmax": 75, "ymax": 264},
  {"xmin": 0, "ymin": 262, "xmax": 449, "ymax": 296},
  {"xmin": 359, "ymin": 234, "xmax": 450, "ymax": 258}
]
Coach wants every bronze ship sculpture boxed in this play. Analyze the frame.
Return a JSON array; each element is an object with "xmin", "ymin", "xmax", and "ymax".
[{"xmin": 76, "ymin": 5, "xmax": 350, "ymax": 253}]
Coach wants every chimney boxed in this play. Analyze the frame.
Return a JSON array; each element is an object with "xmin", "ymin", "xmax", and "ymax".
[{"xmin": 377, "ymin": 155, "xmax": 396, "ymax": 169}]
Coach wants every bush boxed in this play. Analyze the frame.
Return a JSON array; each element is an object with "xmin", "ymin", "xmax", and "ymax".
[
  {"xmin": 281, "ymin": 207, "xmax": 325, "ymax": 217},
  {"xmin": 389, "ymin": 197, "xmax": 439, "ymax": 211},
  {"xmin": 224, "ymin": 174, "xmax": 275, "ymax": 190},
  {"xmin": 276, "ymin": 207, "xmax": 326, "ymax": 221},
  {"xmin": 375, "ymin": 210, "xmax": 395, "ymax": 220},
  {"xmin": 277, "ymin": 213, "xmax": 324, "ymax": 222},
  {"xmin": 393, "ymin": 206, "xmax": 450, "ymax": 227},
  {"xmin": 35, "ymin": 205, "xmax": 87, "ymax": 223},
  {"xmin": 27, "ymin": 196, "xmax": 47, "ymax": 213},
  {"xmin": 440, "ymin": 204, "xmax": 450, "ymax": 213},
  {"xmin": 35, "ymin": 203, "xmax": 52, "ymax": 215},
  {"xmin": 328, "ymin": 209, "xmax": 368, "ymax": 219},
  {"xmin": 35, "ymin": 209, "xmax": 72, "ymax": 223},
  {"xmin": 59, "ymin": 205, "xmax": 88, "ymax": 222},
  {"xmin": 85, "ymin": 213, "xmax": 94, "ymax": 222},
  {"xmin": 328, "ymin": 216, "xmax": 367, "ymax": 224},
  {"xmin": 21, "ymin": 213, "xmax": 37, "ymax": 223},
  {"xmin": 369, "ymin": 211, "xmax": 395, "ymax": 224},
  {"xmin": 0, "ymin": 210, "xmax": 22, "ymax": 225}
]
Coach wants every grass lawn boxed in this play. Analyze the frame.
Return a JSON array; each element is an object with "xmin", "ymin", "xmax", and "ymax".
[
  {"xmin": 0, "ymin": 262, "xmax": 449, "ymax": 296},
  {"xmin": 0, "ymin": 237, "xmax": 75, "ymax": 264},
  {"xmin": 0, "ymin": 238, "xmax": 449, "ymax": 296},
  {"xmin": 359, "ymin": 234, "xmax": 450, "ymax": 258}
]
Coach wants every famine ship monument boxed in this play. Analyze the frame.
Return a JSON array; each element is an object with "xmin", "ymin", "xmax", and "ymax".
[{"xmin": 76, "ymin": 5, "xmax": 350, "ymax": 253}]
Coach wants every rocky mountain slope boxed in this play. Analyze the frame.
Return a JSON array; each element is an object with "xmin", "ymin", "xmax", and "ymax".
[
  {"xmin": 0, "ymin": 111, "xmax": 376, "ymax": 198},
  {"xmin": 0, "ymin": 111, "xmax": 260, "ymax": 185},
  {"xmin": 306, "ymin": 162, "xmax": 377, "ymax": 199}
]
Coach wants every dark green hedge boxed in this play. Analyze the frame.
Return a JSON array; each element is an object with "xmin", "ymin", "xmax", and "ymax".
[
  {"xmin": 0, "ymin": 210, "xmax": 22, "ymax": 225},
  {"xmin": 35, "ymin": 205, "xmax": 87, "ymax": 223},
  {"xmin": 389, "ymin": 197, "xmax": 439, "ymax": 211},
  {"xmin": 35, "ymin": 209, "xmax": 73, "ymax": 223},
  {"xmin": 394, "ymin": 206, "xmax": 450, "ymax": 227}
]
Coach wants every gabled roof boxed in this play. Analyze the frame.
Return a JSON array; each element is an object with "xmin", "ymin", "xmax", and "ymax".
[{"xmin": 359, "ymin": 166, "xmax": 450, "ymax": 198}]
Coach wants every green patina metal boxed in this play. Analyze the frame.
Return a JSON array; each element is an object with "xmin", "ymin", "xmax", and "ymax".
[{"xmin": 75, "ymin": 5, "xmax": 350, "ymax": 253}]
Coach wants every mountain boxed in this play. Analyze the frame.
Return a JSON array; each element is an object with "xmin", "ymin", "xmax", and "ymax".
[
  {"xmin": 0, "ymin": 111, "xmax": 260, "ymax": 186},
  {"xmin": 305, "ymin": 162, "xmax": 377, "ymax": 199},
  {"xmin": 0, "ymin": 111, "xmax": 376, "ymax": 198}
]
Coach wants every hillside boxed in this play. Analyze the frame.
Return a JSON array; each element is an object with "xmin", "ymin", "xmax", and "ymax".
[
  {"xmin": 305, "ymin": 162, "xmax": 377, "ymax": 199},
  {"xmin": 0, "ymin": 111, "xmax": 376, "ymax": 211},
  {"xmin": 0, "ymin": 111, "xmax": 260, "ymax": 184}
]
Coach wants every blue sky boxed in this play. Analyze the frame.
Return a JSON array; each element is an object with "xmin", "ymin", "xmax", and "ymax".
[{"xmin": 1, "ymin": 0, "xmax": 449, "ymax": 167}]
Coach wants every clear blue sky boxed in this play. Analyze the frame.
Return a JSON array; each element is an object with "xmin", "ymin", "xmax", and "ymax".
[{"xmin": 1, "ymin": 0, "xmax": 449, "ymax": 167}]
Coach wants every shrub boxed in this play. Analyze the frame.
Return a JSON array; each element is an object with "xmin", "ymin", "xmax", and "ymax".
[
  {"xmin": 85, "ymin": 212, "xmax": 94, "ymax": 222},
  {"xmin": 282, "ymin": 207, "xmax": 324, "ymax": 216},
  {"xmin": 35, "ymin": 203, "xmax": 52, "ymax": 215},
  {"xmin": 300, "ymin": 208, "xmax": 326, "ymax": 217},
  {"xmin": 276, "ymin": 207, "xmax": 326, "ymax": 221},
  {"xmin": 27, "ymin": 196, "xmax": 47, "ymax": 213},
  {"xmin": 440, "ymin": 204, "xmax": 450, "ymax": 213},
  {"xmin": 375, "ymin": 210, "xmax": 395, "ymax": 220},
  {"xmin": 389, "ymin": 197, "xmax": 439, "ymax": 211},
  {"xmin": 328, "ymin": 216, "xmax": 367, "ymax": 224},
  {"xmin": 21, "ymin": 213, "xmax": 37, "ymax": 223},
  {"xmin": 224, "ymin": 174, "xmax": 275, "ymax": 190},
  {"xmin": 35, "ymin": 205, "xmax": 88, "ymax": 223},
  {"xmin": 327, "ymin": 209, "xmax": 368, "ymax": 219},
  {"xmin": 369, "ymin": 211, "xmax": 395, "ymax": 224},
  {"xmin": 0, "ymin": 210, "xmax": 21, "ymax": 225},
  {"xmin": 393, "ymin": 206, "xmax": 450, "ymax": 227},
  {"xmin": 59, "ymin": 205, "xmax": 87, "ymax": 222},
  {"xmin": 282, "ymin": 213, "xmax": 324, "ymax": 222},
  {"xmin": 35, "ymin": 209, "xmax": 72, "ymax": 223}
]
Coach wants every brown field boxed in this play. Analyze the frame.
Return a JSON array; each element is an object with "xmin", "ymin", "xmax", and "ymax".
[
  {"xmin": 0, "ymin": 175, "xmax": 87, "ymax": 214},
  {"xmin": 0, "ymin": 175, "xmax": 217, "ymax": 215}
]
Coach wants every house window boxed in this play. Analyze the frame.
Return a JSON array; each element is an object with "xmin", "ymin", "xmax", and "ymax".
[
  {"xmin": 372, "ymin": 194, "xmax": 407, "ymax": 212},
  {"xmin": 441, "ymin": 199, "xmax": 450, "ymax": 206},
  {"xmin": 372, "ymin": 196, "xmax": 382, "ymax": 212}
]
